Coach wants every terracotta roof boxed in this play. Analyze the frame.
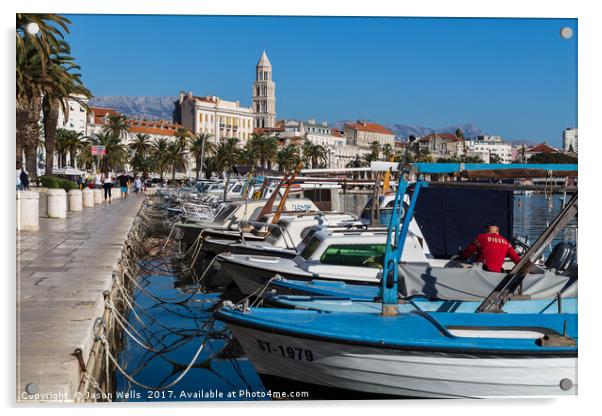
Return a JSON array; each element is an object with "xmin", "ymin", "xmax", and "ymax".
[
  {"xmin": 527, "ymin": 143, "xmax": 558, "ymax": 153},
  {"xmin": 253, "ymin": 127, "xmax": 284, "ymax": 135},
  {"xmin": 418, "ymin": 133, "xmax": 464, "ymax": 142},
  {"xmin": 330, "ymin": 128, "xmax": 344, "ymax": 137},
  {"xmin": 129, "ymin": 119, "xmax": 187, "ymax": 137},
  {"xmin": 345, "ymin": 121, "xmax": 394, "ymax": 136},
  {"xmin": 89, "ymin": 107, "xmax": 120, "ymax": 125}
]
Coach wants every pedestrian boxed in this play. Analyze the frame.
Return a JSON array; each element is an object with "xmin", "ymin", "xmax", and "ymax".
[
  {"xmin": 134, "ymin": 176, "xmax": 143, "ymax": 195},
  {"xmin": 118, "ymin": 174, "xmax": 129, "ymax": 199},
  {"xmin": 94, "ymin": 172, "xmax": 102, "ymax": 189},
  {"xmin": 461, "ymin": 223, "xmax": 521, "ymax": 273},
  {"xmin": 16, "ymin": 162, "xmax": 22, "ymax": 191},
  {"xmin": 20, "ymin": 168, "xmax": 30, "ymax": 191},
  {"xmin": 102, "ymin": 171, "xmax": 114, "ymax": 204}
]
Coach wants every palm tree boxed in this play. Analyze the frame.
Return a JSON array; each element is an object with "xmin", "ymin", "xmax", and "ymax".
[
  {"xmin": 16, "ymin": 38, "xmax": 49, "ymax": 176},
  {"xmin": 369, "ymin": 141, "xmax": 381, "ymax": 160},
  {"xmin": 214, "ymin": 137, "xmax": 241, "ymax": 200},
  {"xmin": 302, "ymin": 140, "xmax": 327, "ymax": 169},
  {"xmin": 152, "ymin": 138, "xmax": 170, "ymax": 180},
  {"xmin": 165, "ymin": 141, "xmax": 188, "ymax": 181},
  {"xmin": 40, "ymin": 40, "xmax": 90, "ymax": 176},
  {"xmin": 54, "ymin": 128, "xmax": 82, "ymax": 169},
  {"xmin": 89, "ymin": 131, "xmax": 128, "ymax": 175},
  {"xmin": 346, "ymin": 155, "xmax": 368, "ymax": 168},
  {"xmin": 276, "ymin": 144, "xmax": 300, "ymax": 172},
  {"xmin": 103, "ymin": 114, "xmax": 130, "ymax": 140},
  {"xmin": 189, "ymin": 133, "xmax": 214, "ymax": 179},
  {"xmin": 381, "ymin": 143, "xmax": 394, "ymax": 161},
  {"xmin": 174, "ymin": 127, "xmax": 192, "ymax": 150},
  {"xmin": 16, "ymin": 14, "xmax": 89, "ymax": 178},
  {"xmin": 55, "ymin": 129, "xmax": 70, "ymax": 169},
  {"xmin": 76, "ymin": 139, "xmax": 93, "ymax": 171},
  {"xmin": 248, "ymin": 133, "xmax": 277, "ymax": 169},
  {"xmin": 129, "ymin": 133, "xmax": 152, "ymax": 158},
  {"xmin": 129, "ymin": 133, "xmax": 153, "ymax": 178},
  {"xmin": 16, "ymin": 14, "xmax": 71, "ymax": 75}
]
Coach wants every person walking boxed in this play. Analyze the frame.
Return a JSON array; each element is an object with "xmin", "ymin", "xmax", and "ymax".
[
  {"xmin": 134, "ymin": 177, "xmax": 143, "ymax": 195},
  {"xmin": 16, "ymin": 162, "xmax": 22, "ymax": 191},
  {"xmin": 118, "ymin": 174, "xmax": 129, "ymax": 199},
  {"xmin": 102, "ymin": 171, "xmax": 114, "ymax": 204},
  {"xmin": 94, "ymin": 172, "xmax": 102, "ymax": 189},
  {"xmin": 19, "ymin": 168, "xmax": 30, "ymax": 191}
]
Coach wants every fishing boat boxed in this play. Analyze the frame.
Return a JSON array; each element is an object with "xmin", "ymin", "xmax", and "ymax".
[
  {"xmin": 217, "ymin": 227, "xmax": 428, "ymax": 295},
  {"xmin": 199, "ymin": 212, "xmax": 362, "ymax": 260},
  {"xmin": 215, "ymin": 158, "xmax": 578, "ymax": 398},
  {"xmin": 175, "ymin": 198, "xmax": 320, "ymax": 248},
  {"xmin": 215, "ymin": 307, "xmax": 577, "ymax": 398}
]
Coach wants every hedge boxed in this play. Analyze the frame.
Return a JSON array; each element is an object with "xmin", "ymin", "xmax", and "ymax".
[{"xmin": 39, "ymin": 176, "xmax": 77, "ymax": 192}]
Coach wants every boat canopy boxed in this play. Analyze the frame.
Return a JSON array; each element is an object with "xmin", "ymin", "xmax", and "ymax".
[{"xmin": 413, "ymin": 187, "xmax": 514, "ymax": 258}]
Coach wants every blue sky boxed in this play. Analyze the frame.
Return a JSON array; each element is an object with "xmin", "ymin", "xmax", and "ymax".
[{"xmin": 64, "ymin": 15, "xmax": 577, "ymax": 145}]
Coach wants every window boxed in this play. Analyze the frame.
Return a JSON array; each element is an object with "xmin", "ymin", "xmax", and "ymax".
[
  {"xmin": 320, "ymin": 244, "xmax": 386, "ymax": 268},
  {"xmin": 300, "ymin": 236, "xmax": 321, "ymax": 260},
  {"xmin": 214, "ymin": 204, "xmax": 238, "ymax": 223}
]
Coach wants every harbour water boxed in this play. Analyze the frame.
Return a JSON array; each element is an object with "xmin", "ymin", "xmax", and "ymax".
[{"xmin": 114, "ymin": 193, "xmax": 576, "ymax": 402}]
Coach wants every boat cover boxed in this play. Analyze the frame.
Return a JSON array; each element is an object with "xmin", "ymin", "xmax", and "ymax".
[
  {"xmin": 413, "ymin": 187, "xmax": 514, "ymax": 258},
  {"xmin": 398, "ymin": 263, "xmax": 577, "ymax": 300}
]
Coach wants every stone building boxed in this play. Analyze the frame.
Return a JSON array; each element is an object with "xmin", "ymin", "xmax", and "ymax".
[
  {"xmin": 174, "ymin": 92, "xmax": 255, "ymax": 144},
  {"xmin": 466, "ymin": 135, "xmax": 513, "ymax": 163},
  {"xmin": 344, "ymin": 121, "xmax": 396, "ymax": 148},
  {"xmin": 417, "ymin": 133, "xmax": 465, "ymax": 160}
]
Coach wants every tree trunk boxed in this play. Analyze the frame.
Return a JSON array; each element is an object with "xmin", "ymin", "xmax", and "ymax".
[
  {"xmin": 16, "ymin": 94, "xmax": 42, "ymax": 179},
  {"xmin": 172, "ymin": 166, "xmax": 176, "ymax": 181},
  {"xmin": 42, "ymin": 96, "xmax": 60, "ymax": 176}
]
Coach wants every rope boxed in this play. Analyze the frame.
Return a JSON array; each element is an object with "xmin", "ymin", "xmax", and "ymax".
[
  {"xmin": 100, "ymin": 320, "xmax": 213, "ymax": 391},
  {"xmin": 81, "ymin": 371, "xmax": 112, "ymax": 402}
]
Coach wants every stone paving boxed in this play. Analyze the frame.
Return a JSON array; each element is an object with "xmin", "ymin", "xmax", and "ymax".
[{"xmin": 16, "ymin": 195, "xmax": 144, "ymax": 402}]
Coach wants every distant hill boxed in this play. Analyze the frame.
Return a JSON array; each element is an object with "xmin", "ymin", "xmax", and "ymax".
[
  {"xmin": 331, "ymin": 120, "xmax": 484, "ymax": 140},
  {"xmin": 88, "ymin": 96, "xmax": 176, "ymax": 120}
]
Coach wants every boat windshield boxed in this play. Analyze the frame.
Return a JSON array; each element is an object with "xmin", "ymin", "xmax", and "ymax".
[
  {"xmin": 300, "ymin": 236, "xmax": 321, "ymax": 260},
  {"xmin": 214, "ymin": 204, "xmax": 239, "ymax": 223},
  {"xmin": 320, "ymin": 244, "xmax": 386, "ymax": 268}
]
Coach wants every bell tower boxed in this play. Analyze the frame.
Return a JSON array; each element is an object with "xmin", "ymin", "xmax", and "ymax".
[{"xmin": 252, "ymin": 51, "xmax": 276, "ymax": 128}]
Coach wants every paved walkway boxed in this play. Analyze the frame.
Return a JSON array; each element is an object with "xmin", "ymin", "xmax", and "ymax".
[{"xmin": 16, "ymin": 195, "xmax": 144, "ymax": 402}]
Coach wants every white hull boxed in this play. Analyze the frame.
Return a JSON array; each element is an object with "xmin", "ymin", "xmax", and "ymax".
[{"xmin": 229, "ymin": 324, "xmax": 578, "ymax": 398}]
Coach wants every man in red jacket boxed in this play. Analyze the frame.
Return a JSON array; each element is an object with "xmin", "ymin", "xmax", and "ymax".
[{"xmin": 462, "ymin": 223, "xmax": 521, "ymax": 273}]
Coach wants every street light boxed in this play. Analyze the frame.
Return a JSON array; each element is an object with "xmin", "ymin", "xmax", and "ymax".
[{"xmin": 26, "ymin": 22, "xmax": 40, "ymax": 35}]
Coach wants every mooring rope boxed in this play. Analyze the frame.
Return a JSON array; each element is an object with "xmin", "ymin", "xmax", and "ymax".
[{"xmin": 100, "ymin": 320, "xmax": 214, "ymax": 391}]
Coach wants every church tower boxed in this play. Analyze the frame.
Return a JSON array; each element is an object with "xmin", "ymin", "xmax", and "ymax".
[{"xmin": 252, "ymin": 51, "xmax": 276, "ymax": 128}]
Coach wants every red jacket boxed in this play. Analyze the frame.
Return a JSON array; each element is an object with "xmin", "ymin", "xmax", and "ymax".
[{"xmin": 462, "ymin": 233, "xmax": 521, "ymax": 273}]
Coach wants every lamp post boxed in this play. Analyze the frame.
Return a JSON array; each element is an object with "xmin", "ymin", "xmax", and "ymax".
[{"xmin": 26, "ymin": 22, "xmax": 40, "ymax": 35}]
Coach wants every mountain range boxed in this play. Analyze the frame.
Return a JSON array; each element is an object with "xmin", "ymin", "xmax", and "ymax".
[{"xmin": 88, "ymin": 96, "xmax": 530, "ymax": 143}]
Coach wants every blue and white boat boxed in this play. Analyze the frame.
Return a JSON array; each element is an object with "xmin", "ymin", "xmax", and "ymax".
[
  {"xmin": 215, "ymin": 307, "xmax": 577, "ymax": 398},
  {"xmin": 215, "ymin": 162, "xmax": 578, "ymax": 398}
]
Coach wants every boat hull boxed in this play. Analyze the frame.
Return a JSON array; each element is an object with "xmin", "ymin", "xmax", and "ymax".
[
  {"xmin": 220, "ymin": 255, "xmax": 378, "ymax": 295},
  {"xmin": 227, "ymin": 323, "xmax": 577, "ymax": 398}
]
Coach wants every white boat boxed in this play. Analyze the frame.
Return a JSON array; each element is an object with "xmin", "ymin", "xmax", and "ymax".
[{"xmin": 218, "ymin": 225, "xmax": 432, "ymax": 295}]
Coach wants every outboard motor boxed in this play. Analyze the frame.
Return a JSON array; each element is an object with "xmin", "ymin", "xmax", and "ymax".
[{"xmin": 545, "ymin": 242, "xmax": 576, "ymax": 271}]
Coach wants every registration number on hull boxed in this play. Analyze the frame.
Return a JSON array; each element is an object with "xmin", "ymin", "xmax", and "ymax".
[{"xmin": 256, "ymin": 339, "xmax": 314, "ymax": 361}]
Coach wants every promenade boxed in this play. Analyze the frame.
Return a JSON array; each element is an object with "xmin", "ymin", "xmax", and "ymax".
[{"xmin": 16, "ymin": 194, "xmax": 144, "ymax": 402}]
